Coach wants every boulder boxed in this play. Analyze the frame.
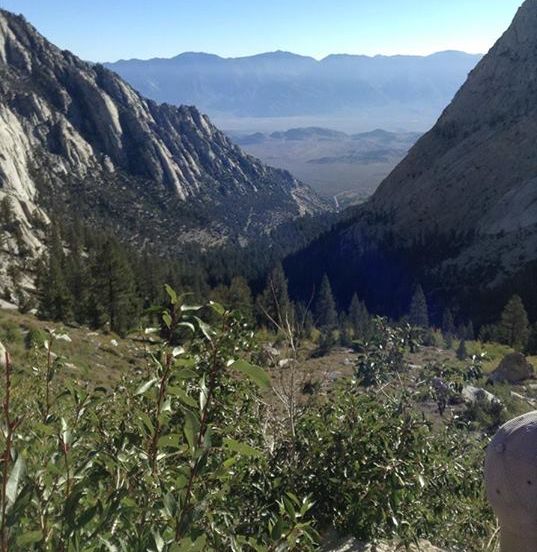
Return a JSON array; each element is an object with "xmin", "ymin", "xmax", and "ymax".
[
  {"xmin": 490, "ymin": 352, "xmax": 534, "ymax": 384},
  {"xmin": 462, "ymin": 385, "xmax": 501, "ymax": 405}
]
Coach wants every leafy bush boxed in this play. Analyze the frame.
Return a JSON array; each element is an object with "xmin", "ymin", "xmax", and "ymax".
[
  {"xmin": 0, "ymin": 288, "xmax": 316, "ymax": 550},
  {"xmin": 0, "ymin": 291, "xmax": 497, "ymax": 551},
  {"xmin": 283, "ymin": 384, "xmax": 493, "ymax": 549}
]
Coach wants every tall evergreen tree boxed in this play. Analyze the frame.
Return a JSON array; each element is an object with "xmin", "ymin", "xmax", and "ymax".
[
  {"xmin": 465, "ymin": 321, "xmax": 475, "ymax": 341},
  {"xmin": 228, "ymin": 276, "xmax": 254, "ymax": 321},
  {"xmin": 497, "ymin": 295, "xmax": 529, "ymax": 351},
  {"xmin": 315, "ymin": 274, "xmax": 338, "ymax": 330},
  {"xmin": 36, "ymin": 226, "xmax": 73, "ymax": 322},
  {"xmin": 88, "ymin": 239, "xmax": 140, "ymax": 336},
  {"xmin": 441, "ymin": 308, "xmax": 455, "ymax": 337},
  {"xmin": 256, "ymin": 262, "xmax": 291, "ymax": 328},
  {"xmin": 456, "ymin": 339, "xmax": 468, "ymax": 361},
  {"xmin": 348, "ymin": 294, "xmax": 370, "ymax": 339},
  {"xmin": 526, "ymin": 322, "xmax": 537, "ymax": 355},
  {"xmin": 409, "ymin": 285, "xmax": 429, "ymax": 328}
]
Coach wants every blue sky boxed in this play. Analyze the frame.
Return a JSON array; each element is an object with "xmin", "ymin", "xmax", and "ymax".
[{"xmin": 0, "ymin": 0, "xmax": 524, "ymax": 61}]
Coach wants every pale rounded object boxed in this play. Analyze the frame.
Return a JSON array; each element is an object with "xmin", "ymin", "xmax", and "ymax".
[
  {"xmin": 0, "ymin": 341, "xmax": 6, "ymax": 367},
  {"xmin": 485, "ymin": 411, "xmax": 537, "ymax": 550}
]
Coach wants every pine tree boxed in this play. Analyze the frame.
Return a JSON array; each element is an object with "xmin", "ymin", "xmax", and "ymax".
[
  {"xmin": 315, "ymin": 274, "xmax": 338, "ymax": 330},
  {"xmin": 442, "ymin": 308, "xmax": 455, "ymax": 337},
  {"xmin": 465, "ymin": 321, "xmax": 475, "ymax": 341},
  {"xmin": 36, "ymin": 226, "xmax": 73, "ymax": 321},
  {"xmin": 497, "ymin": 295, "xmax": 530, "ymax": 351},
  {"xmin": 88, "ymin": 239, "xmax": 140, "ymax": 336},
  {"xmin": 409, "ymin": 285, "xmax": 429, "ymax": 328},
  {"xmin": 526, "ymin": 322, "xmax": 537, "ymax": 355},
  {"xmin": 348, "ymin": 294, "xmax": 370, "ymax": 339},
  {"xmin": 228, "ymin": 276, "xmax": 254, "ymax": 321},
  {"xmin": 256, "ymin": 262, "xmax": 291, "ymax": 328}
]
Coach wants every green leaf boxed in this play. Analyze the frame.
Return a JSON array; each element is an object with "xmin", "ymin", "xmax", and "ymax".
[
  {"xmin": 181, "ymin": 304, "xmax": 202, "ymax": 312},
  {"xmin": 157, "ymin": 434, "xmax": 182, "ymax": 449},
  {"xmin": 61, "ymin": 417, "xmax": 72, "ymax": 447},
  {"xmin": 209, "ymin": 301, "xmax": 226, "ymax": 316},
  {"xmin": 199, "ymin": 376, "xmax": 208, "ymax": 413},
  {"xmin": 134, "ymin": 378, "xmax": 158, "ymax": 396},
  {"xmin": 173, "ymin": 535, "xmax": 207, "ymax": 551},
  {"xmin": 174, "ymin": 364, "xmax": 197, "ymax": 377},
  {"xmin": 6, "ymin": 454, "xmax": 25, "ymax": 507},
  {"xmin": 16, "ymin": 531, "xmax": 43, "ymax": 546},
  {"xmin": 75, "ymin": 505, "xmax": 97, "ymax": 528},
  {"xmin": 224, "ymin": 438, "xmax": 263, "ymax": 458},
  {"xmin": 167, "ymin": 386, "xmax": 198, "ymax": 408},
  {"xmin": 183, "ymin": 410, "xmax": 200, "ymax": 450},
  {"xmin": 232, "ymin": 360, "xmax": 271, "ymax": 389},
  {"xmin": 162, "ymin": 312, "xmax": 173, "ymax": 329},
  {"xmin": 172, "ymin": 346, "xmax": 185, "ymax": 358},
  {"xmin": 193, "ymin": 316, "xmax": 213, "ymax": 341},
  {"xmin": 152, "ymin": 529, "xmax": 165, "ymax": 552},
  {"xmin": 98, "ymin": 537, "xmax": 118, "ymax": 552},
  {"xmin": 164, "ymin": 284, "xmax": 178, "ymax": 305},
  {"xmin": 178, "ymin": 321, "xmax": 196, "ymax": 334},
  {"xmin": 174, "ymin": 359, "xmax": 197, "ymax": 371}
]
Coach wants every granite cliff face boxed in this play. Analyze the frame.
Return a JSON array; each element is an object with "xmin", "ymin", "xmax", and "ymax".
[
  {"xmin": 0, "ymin": 8, "xmax": 327, "ymax": 298},
  {"xmin": 285, "ymin": 0, "xmax": 537, "ymax": 321},
  {"xmin": 370, "ymin": 0, "xmax": 537, "ymax": 252}
]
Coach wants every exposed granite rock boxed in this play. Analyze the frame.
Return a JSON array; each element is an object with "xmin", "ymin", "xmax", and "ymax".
[
  {"xmin": 363, "ymin": 0, "xmax": 537, "ymax": 277},
  {"xmin": 0, "ymin": 8, "xmax": 328, "ymax": 298}
]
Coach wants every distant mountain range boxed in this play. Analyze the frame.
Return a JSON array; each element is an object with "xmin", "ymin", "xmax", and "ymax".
[{"xmin": 105, "ymin": 50, "xmax": 482, "ymax": 132}]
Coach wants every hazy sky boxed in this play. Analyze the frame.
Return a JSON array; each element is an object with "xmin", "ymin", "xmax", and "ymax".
[{"xmin": 0, "ymin": 0, "xmax": 524, "ymax": 62}]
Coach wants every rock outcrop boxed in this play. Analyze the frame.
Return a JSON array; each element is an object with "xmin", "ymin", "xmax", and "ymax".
[
  {"xmin": 284, "ymin": 0, "xmax": 537, "ymax": 321},
  {"xmin": 0, "ymin": 8, "xmax": 328, "ymax": 298},
  {"xmin": 369, "ymin": 0, "xmax": 537, "ymax": 273}
]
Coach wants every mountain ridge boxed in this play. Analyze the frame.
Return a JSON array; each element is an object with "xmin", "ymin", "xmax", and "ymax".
[
  {"xmin": 0, "ymin": 8, "xmax": 327, "ymax": 299},
  {"xmin": 104, "ymin": 49, "xmax": 481, "ymax": 129},
  {"xmin": 284, "ymin": 0, "xmax": 537, "ymax": 324},
  {"xmin": 108, "ymin": 49, "xmax": 478, "ymax": 65}
]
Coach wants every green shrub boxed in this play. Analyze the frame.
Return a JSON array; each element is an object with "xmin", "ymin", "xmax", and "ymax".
[
  {"xmin": 283, "ymin": 383, "xmax": 493, "ymax": 550},
  {"xmin": 0, "ymin": 290, "xmax": 317, "ymax": 551},
  {"xmin": 24, "ymin": 327, "xmax": 47, "ymax": 349}
]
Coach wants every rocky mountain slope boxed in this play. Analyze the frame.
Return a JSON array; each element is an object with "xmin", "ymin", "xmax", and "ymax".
[
  {"xmin": 0, "ymin": 9, "xmax": 327, "ymax": 295},
  {"xmin": 105, "ymin": 50, "xmax": 481, "ymax": 132},
  {"xmin": 368, "ymin": 0, "xmax": 537, "ymax": 279},
  {"xmin": 285, "ymin": 0, "xmax": 537, "ymax": 322}
]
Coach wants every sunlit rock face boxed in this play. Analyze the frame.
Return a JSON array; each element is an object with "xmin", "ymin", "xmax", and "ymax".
[
  {"xmin": 0, "ymin": 8, "xmax": 328, "ymax": 300},
  {"xmin": 365, "ymin": 0, "xmax": 537, "ymax": 274}
]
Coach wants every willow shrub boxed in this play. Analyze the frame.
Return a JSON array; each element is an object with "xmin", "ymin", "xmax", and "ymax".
[
  {"xmin": 0, "ymin": 288, "xmax": 495, "ymax": 551},
  {"xmin": 0, "ymin": 286, "xmax": 316, "ymax": 551}
]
